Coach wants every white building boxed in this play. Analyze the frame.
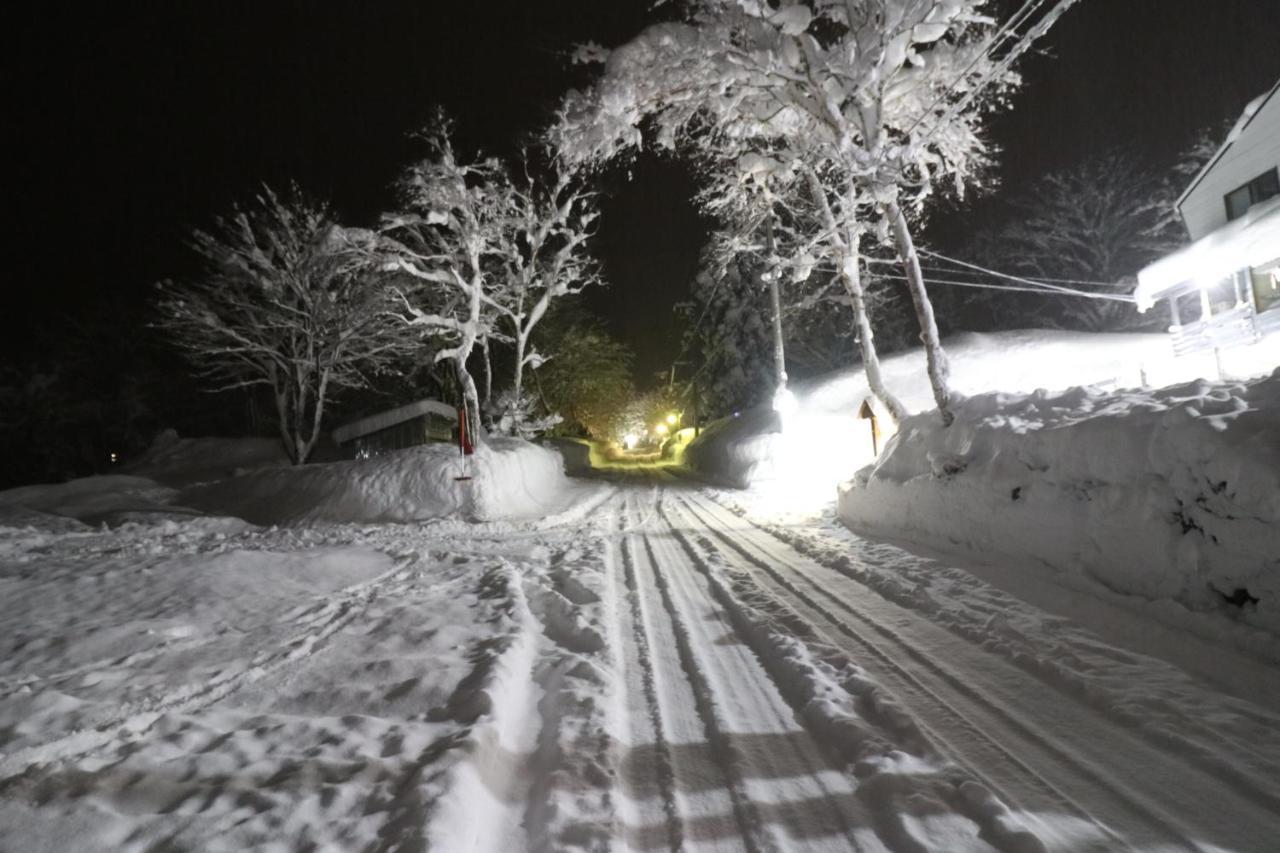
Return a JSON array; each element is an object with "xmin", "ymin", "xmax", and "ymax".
[{"xmin": 1136, "ymin": 79, "xmax": 1280, "ymax": 362}]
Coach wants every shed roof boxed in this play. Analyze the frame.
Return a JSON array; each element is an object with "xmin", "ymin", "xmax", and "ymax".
[{"xmin": 332, "ymin": 399, "xmax": 458, "ymax": 445}]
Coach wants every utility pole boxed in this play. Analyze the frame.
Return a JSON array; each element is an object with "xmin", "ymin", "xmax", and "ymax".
[{"xmin": 765, "ymin": 216, "xmax": 788, "ymax": 389}]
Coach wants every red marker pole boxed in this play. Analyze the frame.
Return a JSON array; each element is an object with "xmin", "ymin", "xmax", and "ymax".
[{"xmin": 457, "ymin": 406, "xmax": 474, "ymax": 456}]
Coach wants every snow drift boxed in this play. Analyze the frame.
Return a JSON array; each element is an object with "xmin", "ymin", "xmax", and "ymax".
[
  {"xmin": 2, "ymin": 436, "xmax": 575, "ymax": 527},
  {"xmin": 683, "ymin": 329, "xmax": 1186, "ymax": 492},
  {"xmin": 119, "ymin": 428, "xmax": 290, "ymax": 486},
  {"xmin": 839, "ymin": 370, "xmax": 1280, "ymax": 632},
  {"xmin": 180, "ymin": 438, "xmax": 571, "ymax": 525}
]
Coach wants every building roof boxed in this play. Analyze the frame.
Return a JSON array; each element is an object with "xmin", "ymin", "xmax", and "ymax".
[
  {"xmin": 1176, "ymin": 78, "xmax": 1280, "ymax": 211},
  {"xmin": 332, "ymin": 398, "xmax": 458, "ymax": 445}
]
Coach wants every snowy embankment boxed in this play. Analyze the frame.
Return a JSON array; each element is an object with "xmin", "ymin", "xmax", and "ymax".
[
  {"xmin": 841, "ymin": 370, "xmax": 1280, "ymax": 633},
  {"xmin": 180, "ymin": 438, "xmax": 572, "ymax": 525},
  {"xmin": 1, "ymin": 435, "xmax": 581, "ymax": 528},
  {"xmin": 684, "ymin": 329, "xmax": 1185, "ymax": 492}
]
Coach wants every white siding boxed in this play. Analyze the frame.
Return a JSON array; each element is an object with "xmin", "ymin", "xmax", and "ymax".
[{"xmin": 1179, "ymin": 90, "xmax": 1280, "ymax": 241}]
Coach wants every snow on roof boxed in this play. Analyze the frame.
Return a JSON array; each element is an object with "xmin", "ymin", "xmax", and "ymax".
[
  {"xmin": 1135, "ymin": 196, "xmax": 1280, "ymax": 310},
  {"xmin": 332, "ymin": 398, "xmax": 458, "ymax": 445},
  {"xmin": 1176, "ymin": 78, "xmax": 1280, "ymax": 211}
]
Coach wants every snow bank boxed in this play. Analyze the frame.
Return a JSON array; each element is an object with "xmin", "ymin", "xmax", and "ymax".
[
  {"xmin": 538, "ymin": 437, "xmax": 594, "ymax": 476},
  {"xmin": 839, "ymin": 370, "xmax": 1280, "ymax": 632},
  {"xmin": 683, "ymin": 330, "xmax": 1184, "ymax": 493},
  {"xmin": 682, "ymin": 407, "xmax": 780, "ymax": 487},
  {"xmin": 120, "ymin": 428, "xmax": 290, "ymax": 486},
  {"xmin": 179, "ymin": 437, "xmax": 571, "ymax": 525},
  {"xmin": 0, "ymin": 475, "xmax": 179, "ymax": 527}
]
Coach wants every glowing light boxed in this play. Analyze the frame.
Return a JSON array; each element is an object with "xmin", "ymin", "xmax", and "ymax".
[
  {"xmin": 622, "ymin": 433, "xmax": 638, "ymax": 450},
  {"xmin": 655, "ymin": 422, "xmax": 669, "ymax": 436},
  {"xmin": 772, "ymin": 385, "xmax": 798, "ymax": 417},
  {"xmin": 666, "ymin": 413, "xmax": 678, "ymax": 425}
]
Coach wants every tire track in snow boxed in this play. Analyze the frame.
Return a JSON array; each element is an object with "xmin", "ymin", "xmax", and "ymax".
[
  {"xmin": 673, "ymin": 490, "xmax": 1278, "ymax": 852},
  {"xmin": 0, "ymin": 555, "xmax": 417, "ymax": 784},
  {"xmin": 707, "ymin": 491, "xmax": 1280, "ymax": 811},
  {"xmin": 613, "ymin": 493, "xmax": 685, "ymax": 851},
  {"xmin": 658, "ymin": 497, "xmax": 1052, "ymax": 853},
  {"xmin": 633, "ymin": 489, "xmax": 886, "ymax": 852},
  {"xmin": 631, "ymin": 492, "xmax": 771, "ymax": 853}
]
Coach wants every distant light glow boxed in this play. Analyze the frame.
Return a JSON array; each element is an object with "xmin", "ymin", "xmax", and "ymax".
[
  {"xmin": 666, "ymin": 413, "xmax": 678, "ymax": 425},
  {"xmin": 655, "ymin": 422, "xmax": 669, "ymax": 436},
  {"xmin": 623, "ymin": 433, "xmax": 638, "ymax": 450},
  {"xmin": 772, "ymin": 385, "xmax": 798, "ymax": 418}
]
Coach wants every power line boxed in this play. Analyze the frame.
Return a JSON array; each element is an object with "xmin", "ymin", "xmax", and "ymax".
[
  {"xmin": 915, "ymin": 0, "xmax": 1085, "ymax": 152},
  {"xmin": 901, "ymin": 0, "xmax": 1051, "ymax": 139},
  {"xmin": 914, "ymin": 248, "xmax": 1128, "ymax": 293},
  {"xmin": 881, "ymin": 273, "xmax": 1135, "ymax": 302},
  {"xmin": 812, "ymin": 258, "xmax": 1135, "ymax": 302}
]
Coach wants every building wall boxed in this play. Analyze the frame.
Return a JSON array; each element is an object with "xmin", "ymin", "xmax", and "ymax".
[{"xmin": 1179, "ymin": 88, "xmax": 1280, "ymax": 241}]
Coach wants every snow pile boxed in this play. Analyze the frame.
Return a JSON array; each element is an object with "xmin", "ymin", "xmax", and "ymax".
[
  {"xmin": 180, "ymin": 437, "xmax": 571, "ymax": 525},
  {"xmin": 0, "ymin": 475, "xmax": 180, "ymax": 528},
  {"xmin": 120, "ymin": 428, "xmax": 290, "ymax": 486},
  {"xmin": 681, "ymin": 407, "xmax": 780, "ymax": 487},
  {"xmin": 538, "ymin": 437, "xmax": 594, "ymax": 476},
  {"xmin": 685, "ymin": 330, "xmax": 1188, "ymax": 494},
  {"xmin": 840, "ymin": 369, "xmax": 1280, "ymax": 632}
]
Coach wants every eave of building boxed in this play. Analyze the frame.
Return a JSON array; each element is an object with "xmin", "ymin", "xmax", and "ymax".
[
  {"xmin": 1136, "ymin": 195, "xmax": 1280, "ymax": 311},
  {"xmin": 1175, "ymin": 78, "xmax": 1280, "ymax": 213}
]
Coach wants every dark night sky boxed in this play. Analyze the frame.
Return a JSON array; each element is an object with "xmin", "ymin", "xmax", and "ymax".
[{"xmin": 7, "ymin": 0, "xmax": 1279, "ymax": 385}]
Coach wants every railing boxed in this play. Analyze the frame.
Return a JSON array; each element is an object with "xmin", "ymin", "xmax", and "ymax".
[{"xmin": 1170, "ymin": 304, "xmax": 1260, "ymax": 357}]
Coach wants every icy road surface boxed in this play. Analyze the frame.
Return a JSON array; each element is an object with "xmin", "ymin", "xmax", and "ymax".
[{"xmin": 1, "ymin": 472, "xmax": 1278, "ymax": 852}]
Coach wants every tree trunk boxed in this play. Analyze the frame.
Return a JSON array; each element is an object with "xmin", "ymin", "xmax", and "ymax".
[
  {"xmin": 480, "ymin": 336, "xmax": 493, "ymax": 409},
  {"xmin": 841, "ymin": 241, "xmax": 907, "ymax": 426},
  {"xmin": 297, "ymin": 367, "xmax": 332, "ymax": 466},
  {"xmin": 764, "ymin": 217, "xmax": 788, "ymax": 388},
  {"xmin": 271, "ymin": 369, "xmax": 300, "ymax": 465},
  {"xmin": 801, "ymin": 167, "xmax": 906, "ymax": 426},
  {"xmin": 456, "ymin": 357, "xmax": 481, "ymax": 448},
  {"xmin": 887, "ymin": 199, "xmax": 953, "ymax": 426},
  {"xmin": 511, "ymin": 330, "xmax": 527, "ymax": 429}
]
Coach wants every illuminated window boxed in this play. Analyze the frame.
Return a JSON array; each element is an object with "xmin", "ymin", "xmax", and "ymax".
[
  {"xmin": 1204, "ymin": 274, "xmax": 1242, "ymax": 316},
  {"xmin": 1224, "ymin": 167, "xmax": 1280, "ymax": 221}
]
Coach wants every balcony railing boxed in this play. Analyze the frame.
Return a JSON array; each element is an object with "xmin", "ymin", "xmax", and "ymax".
[{"xmin": 1170, "ymin": 304, "xmax": 1261, "ymax": 357}]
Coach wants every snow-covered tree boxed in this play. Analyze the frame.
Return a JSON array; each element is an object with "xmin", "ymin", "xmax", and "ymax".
[
  {"xmin": 155, "ymin": 186, "xmax": 419, "ymax": 465},
  {"xmin": 376, "ymin": 116, "xmax": 511, "ymax": 439},
  {"xmin": 536, "ymin": 317, "xmax": 635, "ymax": 438},
  {"xmin": 976, "ymin": 153, "xmax": 1188, "ymax": 331},
  {"xmin": 679, "ymin": 262, "xmax": 776, "ymax": 417},
  {"xmin": 489, "ymin": 156, "xmax": 600, "ymax": 435},
  {"xmin": 553, "ymin": 0, "xmax": 1078, "ymax": 424}
]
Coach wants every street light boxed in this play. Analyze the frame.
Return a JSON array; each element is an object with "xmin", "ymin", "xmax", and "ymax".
[
  {"xmin": 666, "ymin": 413, "xmax": 678, "ymax": 426},
  {"xmin": 655, "ymin": 422, "xmax": 669, "ymax": 436}
]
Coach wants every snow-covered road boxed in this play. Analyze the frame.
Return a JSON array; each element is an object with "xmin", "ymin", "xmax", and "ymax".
[{"xmin": 2, "ymin": 471, "xmax": 1278, "ymax": 851}]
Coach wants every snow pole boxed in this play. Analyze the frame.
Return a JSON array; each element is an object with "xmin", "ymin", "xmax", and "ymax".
[{"xmin": 454, "ymin": 405, "xmax": 474, "ymax": 482}]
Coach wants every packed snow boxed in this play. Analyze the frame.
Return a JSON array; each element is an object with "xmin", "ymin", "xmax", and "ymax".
[
  {"xmin": 2, "ymin": 333, "xmax": 1279, "ymax": 851},
  {"xmin": 2, "ymin": 467, "xmax": 1278, "ymax": 851}
]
